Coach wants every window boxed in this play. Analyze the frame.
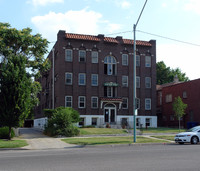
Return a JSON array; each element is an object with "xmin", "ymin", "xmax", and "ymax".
[
  {"xmin": 79, "ymin": 73, "xmax": 86, "ymax": 85},
  {"xmin": 135, "ymin": 98, "xmax": 140, "ymax": 109},
  {"xmin": 136, "ymin": 76, "xmax": 140, "ymax": 88},
  {"xmin": 91, "ymin": 97, "xmax": 98, "ymax": 108},
  {"xmin": 78, "ymin": 96, "xmax": 85, "ymax": 108},
  {"xmin": 79, "ymin": 118, "xmax": 85, "ymax": 126},
  {"xmin": 104, "ymin": 56, "xmax": 117, "ymax": 75},
  {"xmin": 136, "ymin": 118, "xmax": 141, "ymax": 127},
  {"xmin": 104, "ymin": 86, "xmax": 117, "ymax": 97},
  {"xmin": 65, "ymin": 73, "xmax": 72, "ymax": 85},
  {"xmin": 122, "ymin": 76, "xmax": 128, "ymax": 87},
  {"xmin": 79, "ymin": 50, "xmax": 86, "ymax": 62},
  {"xmin": 145, "ymin": 56, "xmax": 151, "ymax": 67},
  {"xmin": 92, "ymin": 118, "xmax": 97, "ymax": 126},
  {"xmin": 145, "ymin": 118, "xmax": 151, "ymax": 127},
  {"xmin": 170, "ymin": 115, "xmax": 175, "ymax": 121},
  {"xmin": 136, "ymin": 55, "xmax": 140, "ymax": 66},
  {"xmin": 145, "ymin": 77, "xmax": 151, "ymax": 88},
  {"xmin": 65, "ymin": 96, "xmax": 72, "ymax": 107},
  {"xmin": 183, "ymin": 91, "xmax": 187, "ymax": 98},
  {"xmin": 122, "ymin": 54, "xmax": 128, "ymax": 66},
  {"xmin": 92, "ymin": 51, "xmax": 98, "ymax": 63},
  {"xmin": 65, "ymin": 49, "xmax": 72, "ymax": 62},
  {"xmin": 145, "ymin": 98, "xmax": 151, "ymax": 110},
  {"xmin": 91, "ymin": 74, "xmax": 98, "ymax": 86},
  {"xmin": 166, "ymin": 94, "xmax": 172, "ymax": 103},
  {"xmin": 122, "ymin": 98, "xmax": 128, "ymax": 109}
]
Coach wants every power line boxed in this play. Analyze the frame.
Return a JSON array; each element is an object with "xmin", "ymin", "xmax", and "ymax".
[{"xmin": 105, "ymin": 29, "xmax": 200, "ymax": 47}]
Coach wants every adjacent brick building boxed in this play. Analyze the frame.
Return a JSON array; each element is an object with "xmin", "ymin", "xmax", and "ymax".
[
  {"xmin": 157, "ymin": 78, "xmax": 200, "ymax": 128},
  {"xmin": 34, "ymin": 30, "xmax": 157, "ymax": 129}
]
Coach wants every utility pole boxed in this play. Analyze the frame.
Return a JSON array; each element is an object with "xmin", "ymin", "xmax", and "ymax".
[{"xmin": 133, "ymin": 0, "xmax": 148, "ymax": 143}]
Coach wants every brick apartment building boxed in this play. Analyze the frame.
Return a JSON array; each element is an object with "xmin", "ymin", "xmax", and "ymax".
[
  {"xmin": 34, "ymin": 30, "xmax": 157, "ymax": 129},
  {"xmin": 157, "ymin": 78, "xmax": 200, "ymax": 128}
]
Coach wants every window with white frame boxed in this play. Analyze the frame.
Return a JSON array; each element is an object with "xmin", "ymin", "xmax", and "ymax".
[
  {"xmin": 79, "ymin": 73, "xmax": 86, "ymax": 85},
  {"xmin": 136, "ymin": 76, "xmax": 140, "ymax": 88},
  {"xmin": 65, "ymin": 72, "xmax": 72, "ymax": 85},
  {"xmin": 91, "ymin": 97, "xmax": 98, "ymax": 108},
  {"xmin": 122, "ymin": 76, "xmax": 128, "ymax": 87},
  {"xmin": 135, "ymin": 98, "xmax": 140, "ymax": 109},
  {"xmin": 122, "ymin": 98, "xmax": 128, "ymax": 109},
  {"xmin": 145, "ymin": 98, "xmax": 151, "ymax": 110},
  {"xmin": 65, "ymin": 96, "xmax": 72, "ymax": 107},
  {"xmin": 136, "ymin": 118, "xmax": 141, "ymax": 127},
  {"xmin": 91, "ymin": 118, "xmax": 97, "ymax": 126},
  {"xmin": 65, "ymin": 49, "xmax": 72, "ymax": 62},
  {"xmin": 122, "ymin": 54, "xmax": 128, "ymax": 66},
  {"xmin": 91, "ymin": 74, "xmax": 98, "ymax": 86},
  {"xmin": 165, "ymin": 94, "xmax": 172, "ymax": 103},
  {"xmin": 136, "ymin": 55, "xmax": 140, "ymax": 66},
  {"xmin": 145, "ymin": 56, "xmax": 151, "ymax": 67},
  {"xmin": 79, "ymin": 50, "xmax": 86, "ymax": 62},
  {"xmin": 145, "ymin": 77, "xmax": 151, "ymax": 88},
  {"xmin": 183, "ymin": 91, "xmax": 187, "ymax": 98},
  {"xmin": 104, "ymin": 86, "xmax": 117, "ymax": 97},
  {"xmin": 145, "ymin": 118, "xmax": 151, "ymax": 127},
  {"xmin": 91, "ymin": 51, "xmax": 98, "ymax": 63},
  {"xmin": 104, "ymin": 56, "xmax": 117, "ymax": 75},
  {"xmin": 78, "ymin": 96, "xmax": 85, "ymax": 108}
]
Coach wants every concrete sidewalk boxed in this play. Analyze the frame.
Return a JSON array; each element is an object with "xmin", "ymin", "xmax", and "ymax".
[{"xmin": 19, "ymin": 128, "xmax": 78, "ymax": 150}]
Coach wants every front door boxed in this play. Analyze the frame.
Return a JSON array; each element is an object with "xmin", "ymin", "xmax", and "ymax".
[{"xmin": 104, "ymin": 105, "xmax": 116, "ymax": 123}]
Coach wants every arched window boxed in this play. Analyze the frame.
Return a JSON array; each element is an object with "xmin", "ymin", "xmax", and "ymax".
[{"xmin": 104, "ymin": 56, "xmax": 117, "ymax": 75}]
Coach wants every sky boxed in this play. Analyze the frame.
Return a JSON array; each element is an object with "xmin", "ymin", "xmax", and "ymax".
[{"xmin": 0, "ymin": 0, "xmax": 200, "ymax": 80}]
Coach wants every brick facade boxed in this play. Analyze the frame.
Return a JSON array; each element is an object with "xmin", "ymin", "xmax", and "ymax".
[
  {"xmin": 157, "ymin": 79, "xmax": 200, "ymax": 128},
  {"xmin": 34, "ymin": 30, "xmax": 157, "ymax": 128}
]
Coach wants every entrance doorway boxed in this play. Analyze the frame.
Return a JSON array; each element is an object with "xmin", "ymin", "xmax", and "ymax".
[{"xmin": 104, "ymin": 104, "xmax": 116, "ymax": 123}]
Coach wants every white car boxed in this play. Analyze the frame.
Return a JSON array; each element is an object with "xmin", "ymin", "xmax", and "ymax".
[{"xmin": 174, "ymin": 126, "xmax": 200, "ymax": 144}]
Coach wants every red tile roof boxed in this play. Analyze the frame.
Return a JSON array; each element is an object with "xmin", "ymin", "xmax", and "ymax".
[{"xmin": 65, "ymin": 33, "xmax": 152, "ymax": 46}]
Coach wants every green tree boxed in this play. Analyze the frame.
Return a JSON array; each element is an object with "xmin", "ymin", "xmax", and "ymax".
[
  {"xmin": 0, "ymin": 23, "xmax": 50, "ymax": 139},
  {"xmin": 172, "ymin": 96, "xmax": 187, "ymax": 131},
  {"xmin": 157, "ymin": 61, "xmax": 189, "ymax": 84},
  {"xmin": 0, "ymin": 54, "xmax": 32, "ymax": 139},
  {"xmin": 44, "ymin": 107, "xmax": 80, "ymax": 137}
]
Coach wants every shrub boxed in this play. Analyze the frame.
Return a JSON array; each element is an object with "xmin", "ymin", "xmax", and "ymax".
[
  {"xmin": 0, "ymin": 127, "xmax": 15, "ymax": 139},
  {"xmin": 44, "ymin": 107, "xmax": 80, "ymax": 137}
]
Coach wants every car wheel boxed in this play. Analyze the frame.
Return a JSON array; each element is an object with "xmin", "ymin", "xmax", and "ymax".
[
  {"xmin": 191, "ymin": 136, "xmax": 199, "ymax": 144},
  {"xmin": 178, "ymin": 142, "xmax": 184, "ymax": 145}
]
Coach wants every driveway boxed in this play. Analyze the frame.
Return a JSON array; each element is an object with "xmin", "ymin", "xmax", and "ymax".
[{"xmin": 19, "ymin": 128, "xmax": 77, "ymax": 150}]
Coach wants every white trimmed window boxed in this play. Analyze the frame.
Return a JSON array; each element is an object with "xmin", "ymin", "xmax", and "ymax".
[
  {"xmin": 136, "ymin": 55, "xmax": 140, "ymax": 66},
  {"xmin": 136, "ymin": 76, "xmax": 140, "ymax": 88},
  {"xmin": 145, "ymin": 118, "xmax": 151, "ymax": 127},
  {"xmin": 166, "ymin": 94, "xmax": 172, "ymax": 103},
  {"xmin": 91, "ymin": 74, "xmax": 98, "ymax": 86},
  {"xmin": 145, "ymin": 98, "xmax": 151, "ymax": 110},
  {"xmin": 79, "ymin": 73, "xmax": 86, "ymax": 85},
  {"xmin": 65, "ymin": 49, "xmax": 72, "ymax": 62},
  {"xmin": 92, "ymin": 51, "xmax": 98, "ymax": 63},
  {"xmin": 122, "ymin": 54, "xmax": 128, "ymax": 66},
  {"xmin": 122, "ymin": 98, "xmax": 128, "ymax": 109},
  {"xmin": 122, "ymin": 76, "xmax": 128, "ymax": 87},
  {"xmin": 78, "ymin": 96, "xmax": 85, "ymax": 108},
  {"xmin": 104, "ymin": 56, "xmax": 117, "ymax": 75},
  {"xmin": 145, "ymin": 77, "xmax": 151, "ymax": 88},
  {"xmin": 145, "ymin": 56, "xmax": 151, "ymax": 67},
  {"xmin": 65, "ymin": 72, "xmax": 72, "ymax": 85},
  {"xmin": 79, "ymin": 50, "xmax": 86, "ymax": 62},
  {"xmin": 65, "ymin": 96, "xmax": 72, "ymax": 107},
  {"xmin": 91, "ymin": 97, "xmax": 98, "ymax": 108}
]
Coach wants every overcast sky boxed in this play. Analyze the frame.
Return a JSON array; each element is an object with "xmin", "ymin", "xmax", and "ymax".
[{"xmin": 0, "ymin": 0, "xmax": 200, "ymax": 80}]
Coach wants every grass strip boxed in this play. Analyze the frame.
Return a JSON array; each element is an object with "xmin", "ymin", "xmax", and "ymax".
[
  {"xmin": 150, "ymin": 135, "xmax": 175, "ymax": 141},
  {"xmin": 62, "ymin": 136, "xmax": 169, "ymax": 145},
  {"xmin": 79, "ymin": 128, "xmax": 128, "ymax": 135},
  {"xmin": 0, "ymin": 139, "xmax": 28, "ymax": 148},
  {"xmin": 141, "ymin": 128, "xmax": 186, "ymax": 134}
]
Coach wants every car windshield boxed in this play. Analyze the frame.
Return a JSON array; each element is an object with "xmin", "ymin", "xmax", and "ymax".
[{"xmin": 187, "ymin": 127, "xmax": 200, "ymax": 132}]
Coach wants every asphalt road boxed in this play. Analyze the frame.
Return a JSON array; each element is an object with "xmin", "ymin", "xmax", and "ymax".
[{"xmin": 0, "ymin": 144, "xmax": 200, "ymax": 171}]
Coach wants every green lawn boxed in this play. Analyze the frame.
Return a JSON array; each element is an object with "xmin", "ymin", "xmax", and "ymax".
[
  {"xmin": 0, "ymin": 139, "xmax": 28, "ymax": 148},
  {"xmin": 79, "ymin": 128, "xmax": 128, "ymax": 135},
  {"xmin": 141, "ymin": 127, "xmax": 186, "ymax": 134},
  {"xmin": 62, "ymin": 136, "xmax": 169, "ymax": 145},
  {"xmin": 150, "ymin": 135, "xmax": 175, "ymax": 141}
]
